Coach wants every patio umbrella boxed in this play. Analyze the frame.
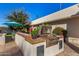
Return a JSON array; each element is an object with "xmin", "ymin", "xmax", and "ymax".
[{"xmin": 3, "ymin": 22, "xmax": 24, "ymax": 27}]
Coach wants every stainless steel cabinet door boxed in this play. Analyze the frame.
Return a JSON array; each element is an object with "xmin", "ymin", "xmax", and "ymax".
[{"xmin": 37, "ymin": 45, "xmax": 44, "ymax": 56}]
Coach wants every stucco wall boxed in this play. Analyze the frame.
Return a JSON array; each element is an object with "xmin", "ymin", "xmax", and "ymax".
[
  {"xmin": 0, "ymin": 33, "xmax": 5, "ymax": 45},
  {"xmin": 49, "ymin": 18, "xmax": 79, "ymax": 38},
  {"xmin": 15, "ymin": 33, "xmax": 64, "ymax": 56},
  {"xmin": 51, "ymin": 24, "xmax": 67, "ymax": 33},
  {"xmin": 49, "ymin": 19, "xmax": 68, "ymax": 34},
  {"xmin": 67, "ymin": 18, "xmax": 79, "ymax": 38},
  {"xmin": 15, "ymin": 34, "xmax": 33, "ymax": 56}
]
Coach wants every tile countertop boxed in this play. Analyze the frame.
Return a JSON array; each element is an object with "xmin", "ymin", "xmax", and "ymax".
[{"xmin": 16, "ymin": 32, "xmax": 45, "ymax": 45}]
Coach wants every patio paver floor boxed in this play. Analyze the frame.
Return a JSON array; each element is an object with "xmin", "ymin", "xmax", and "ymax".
[
  {"xmin": 57, "ymin": 44, "xmax": 79, "ymax": 56},
  {"xmin": 0, "ymin": 41, "xmax": 23, "ymax": 56},
  {"xmin": 0, "ymin": 41, "xmax": 79, "ymax": 56}
]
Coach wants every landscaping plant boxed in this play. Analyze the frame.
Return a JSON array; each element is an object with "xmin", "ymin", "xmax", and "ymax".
[
  {"xmin": 7, "ymin": 10, "xmax": 30, "ymax": 32},
  {"xmin": 53, "ymin": 27, "xmax": 65, "ymax": 35},
  {"xmin": 31, "ymin": 26, "xmax": 41, "ymax": 39}
]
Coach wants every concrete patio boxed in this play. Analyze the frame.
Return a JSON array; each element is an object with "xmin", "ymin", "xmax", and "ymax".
[
  {"xmin": 57, "ymin": 44, "xmax": 79, "ymax": 56},
  {"xmin": 0, "ymin": 41, "xmax": 23, "ymax": 56},
  {"xmin": 0, "ymin": 40, "xmax": 78, "ymax": 56}
]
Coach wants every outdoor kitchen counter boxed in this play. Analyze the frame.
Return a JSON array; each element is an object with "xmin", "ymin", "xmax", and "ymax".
[
  {"xmin": 16, "ymin": 32, "xmax": 45, "ymax": 44},
  {"xmin": 15, "ymin": 32, "xmax": 64, "ymax": 56}
]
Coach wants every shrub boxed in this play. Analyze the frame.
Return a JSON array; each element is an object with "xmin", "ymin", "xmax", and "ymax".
[
  {"xmin": 62, "ymin": 30, "xmax": 67, "ymax": 37},
  {"xmin": 53, "ymin": 27, "xmax": 64, "ymax": 35},
  {"xmin": 31, "ymin": 27, "xmax": 41, "ymax": 39}
]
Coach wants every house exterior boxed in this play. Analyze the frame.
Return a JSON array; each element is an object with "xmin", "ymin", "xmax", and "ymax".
[
  {"xmin": 15, "ymin": 4, "xmax": 79, "ymax": 56},
  {"xmin": 31, "ymin": 4, "xmax": 79, "ymax": 38}
]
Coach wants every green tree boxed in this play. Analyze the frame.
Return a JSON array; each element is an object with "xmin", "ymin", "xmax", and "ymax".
[
  {"xmin": 7, "ymin": 10, "xmax": 29, "ymax": 24},
  {"xmin": 7, "ymin": 10, "xmax": 30, "ymax": 32}
]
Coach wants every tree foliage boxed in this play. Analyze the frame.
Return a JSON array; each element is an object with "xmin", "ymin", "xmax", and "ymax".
[
  {"xmin": 7, "ymin": 10, "xmax": 29, "ymax": 24},
  {"xmin": 7, "ymin": 10, "xmax": 30, "ymax": 32}
]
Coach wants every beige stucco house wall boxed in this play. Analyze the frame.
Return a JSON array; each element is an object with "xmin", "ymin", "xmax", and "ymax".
[
  {"xmin": 31, "ymin": 4, "xmax": 79, "ymax": 38},
  {"xmin": 48, "ymin": 16, "xmax": 79, "ymax": 38},
  {"xmin": 67, "ymin": 17, "xmax": 79, "ymax": 38},
  {"xmin": 31, "ymin": 4, "xmax": 79, "ymax": 25}
]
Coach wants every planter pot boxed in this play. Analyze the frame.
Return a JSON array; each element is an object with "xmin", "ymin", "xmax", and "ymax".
[
  {"xmin": 5, "ymin": 36, "xmax": 13, "ymax": 43},
  {"xmin": 5, "ymin": 33, "xmax": 14, "ymax": 43}
]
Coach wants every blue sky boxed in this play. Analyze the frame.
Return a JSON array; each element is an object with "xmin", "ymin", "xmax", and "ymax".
[{"xmin": 0, "ymin": 3, "xmax": 76, "ymax": 25}]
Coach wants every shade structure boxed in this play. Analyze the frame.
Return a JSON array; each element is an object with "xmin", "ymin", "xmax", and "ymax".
[{"xmin": 4, "ymin": 22, "xmax": 24, "ymax": 27}]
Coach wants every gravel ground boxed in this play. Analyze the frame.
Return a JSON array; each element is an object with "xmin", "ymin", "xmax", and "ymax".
[{"xmin": 57, "ymin": 44, "xmax": 79, "ymax": 56}]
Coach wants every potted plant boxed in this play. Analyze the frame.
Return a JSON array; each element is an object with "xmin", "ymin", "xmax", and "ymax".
[
  {"xmin": 5, "ymin": 33, "xmax": 14, "ymax": 43},
  {"xmin": 31, "ymin": 26, "xmax": 41, "ymax": 39}
]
